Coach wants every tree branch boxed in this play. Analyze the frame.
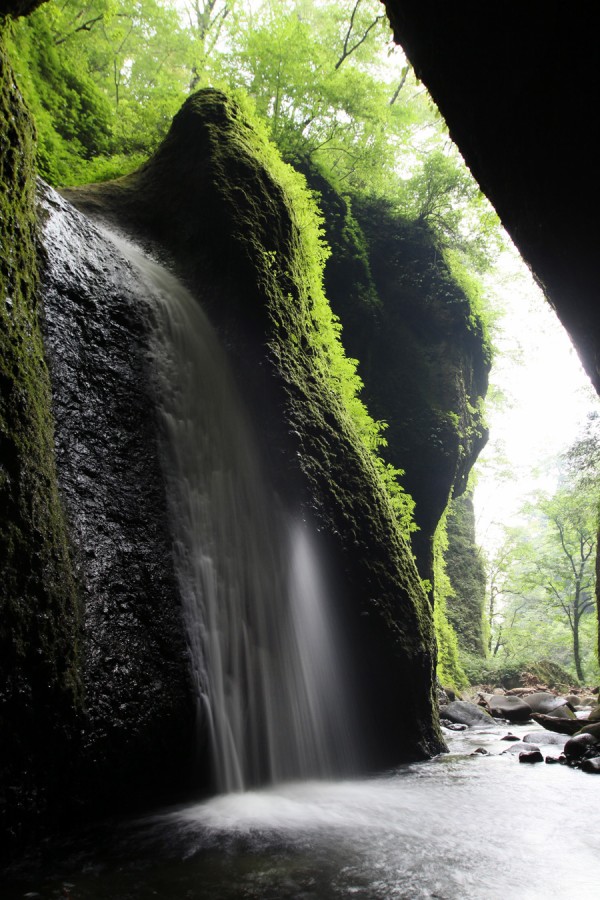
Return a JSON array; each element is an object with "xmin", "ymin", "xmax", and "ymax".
[{"xmin": 335, "ymin": 0, "xmax": 384, "ymax": 70}]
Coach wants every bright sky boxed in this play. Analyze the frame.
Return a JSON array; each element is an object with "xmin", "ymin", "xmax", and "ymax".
[{"xmin": 473, "ymin": 243, "xmax": 600, "ymax": 554}]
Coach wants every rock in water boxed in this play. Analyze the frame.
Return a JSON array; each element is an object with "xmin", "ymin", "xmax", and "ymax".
[
  {"xmin": 487, "ymin": 695, "xmax": 532, "ymax": 723},
  {"xmin": 440, "ymin": 700, "xmax": 493, "ymax": 726},
  {"xmin": 564, "ymin": 733, "xmax": 599, "ymax": 761},
  {"xmin": 524, "ymin": 692, "xmax": 575, "ymax": 718},
  {"xmin": 519, "ymin": 750, "xmax": 543, "ymax": 764}
]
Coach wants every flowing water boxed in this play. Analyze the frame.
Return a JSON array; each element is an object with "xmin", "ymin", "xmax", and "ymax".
[
  {"xmin": 100, "ymin": 232, "xmax": 356, "ymax": 791},
  {"xmin": 4, "ymin": 722, "xmax": 600, "ymax": 899}
]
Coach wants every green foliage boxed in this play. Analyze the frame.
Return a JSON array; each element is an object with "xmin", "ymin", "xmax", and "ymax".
[
  {"xmin": 487, "ymin": 445, "xmax": 599, "ymax": 683},
  {"xmin": 5, "ymin": 0, "xmax": 192, "ymax": 184},
  {"xmin": 3, "ymin": 0, "xmax": 498, "ymax": 542},
  {"xmin": 461, "ymin": 653, "xmax": 587, "ymax": 690}
]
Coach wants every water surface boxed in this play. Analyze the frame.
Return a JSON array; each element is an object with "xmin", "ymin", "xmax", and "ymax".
[{"xmin": 5, "ymin": 723, "xmax": 599, "ymax": 899}]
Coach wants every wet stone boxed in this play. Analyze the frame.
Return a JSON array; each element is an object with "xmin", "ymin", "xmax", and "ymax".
[{"xmin": 519, "ymin": 750, "xmax": 544, "ymax": 764}]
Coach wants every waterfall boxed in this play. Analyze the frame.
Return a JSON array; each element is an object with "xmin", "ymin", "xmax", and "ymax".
[{"xmin": 105, "ymin": 230, "xmax": 355, "ymax": 793}]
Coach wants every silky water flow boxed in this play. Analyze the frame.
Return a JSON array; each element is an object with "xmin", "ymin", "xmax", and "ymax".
[{"xmin": 107, "ymin": 231, "xmax": 355, "ymax": 793}]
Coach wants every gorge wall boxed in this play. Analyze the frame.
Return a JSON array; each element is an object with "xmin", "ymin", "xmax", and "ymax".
[
  {"xmin": 1, "ymin": 0, "xmax": 511, "ymax": 854},
  {"xmin": 300, "ymin": 168, "xmax": 490, "ymax": 585},
  {"xmin": 0, "ymin": 67, "xmax": 458, "ymax": 850}
]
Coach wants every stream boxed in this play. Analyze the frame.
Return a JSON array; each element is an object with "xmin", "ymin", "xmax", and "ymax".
[{"xmin": 4, "ymin": 720, "xmax": 600, "ymax": 900}]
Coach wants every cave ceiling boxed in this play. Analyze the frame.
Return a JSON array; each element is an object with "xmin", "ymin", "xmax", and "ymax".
[{"xmin": 384, "ymin": 1, "xmax": 600, "ymax": 393}]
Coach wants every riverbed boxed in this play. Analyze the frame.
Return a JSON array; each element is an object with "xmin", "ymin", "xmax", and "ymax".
[{"xmin": 4, "ymin": 722, "xmax": 600, "ymax": 900}]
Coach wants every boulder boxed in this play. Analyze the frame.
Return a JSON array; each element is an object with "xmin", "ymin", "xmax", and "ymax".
[
  {"xmin": 487, "ymin": 695, "xmax": 532, "ymax": 723},
  {"xmin": 564, "ymin": 733, "xmax": 599, "ymax": 761},
  {"xmin": 519, "ymin": 750, "xmax": 543, "ymax": 764},
  {"xmin": 440, "ymin": 700, "xmax": 493, "ymax": 727},
  {"xmin": 524, "ymin": 692, "xmax": 574, "ymax": 717},
  {"xmin": 574, "ymin": 722, "xmax": 600, "ymax": 741},
  {"xmin": 581, "ymin": 757, "xmax": 600, "ymax": 774}
]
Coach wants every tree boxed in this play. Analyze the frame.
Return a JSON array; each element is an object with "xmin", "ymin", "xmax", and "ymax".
[{"xmin": 488, "ymin": 457, "xmax": 599, "ymax": 682}]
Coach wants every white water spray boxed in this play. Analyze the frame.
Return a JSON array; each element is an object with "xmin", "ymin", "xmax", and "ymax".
[{"xmin": 106, "ymin": 231, "xmax": 355, "ymax": 792}]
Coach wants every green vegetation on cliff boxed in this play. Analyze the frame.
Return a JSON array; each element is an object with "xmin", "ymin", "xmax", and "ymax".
[
  {"xmin": 431, "ymin": 510, "xmax": 468, "ymax": 691},
  {"xmin": 444, "ymin": 492, "xmax": 487, "ymax": 657},
  {"xmin": 0, "ymin": 32, "xmax": 82, "ymax": 844}
]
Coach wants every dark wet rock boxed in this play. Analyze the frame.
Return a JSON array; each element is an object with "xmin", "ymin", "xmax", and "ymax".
[
  {"xmin": 519, "ymin": 750, "xmax": 544, "ymax": 764},
  {"xmin": 581, "ymin": 756, "xmax": 600, "ymax": 774},
  {"xmin": 39, "ymin": 187, "xmax": 196, "ymax": 812},
  {"xmin": 531, "ymin": 714, "xmax": 583, "ymax": 735},
  {"xmin": 564, "ymin": 733, "xmax": 600, "ymax": 761},
  {"xmin": 487, "ymin": 695, "xmax": 532, "ymax": 723},
  {"xmin": 441, "ymin": 722, "xmax": 468, "ymax": 732},
  {"xmin": 471, "ymin": 747, "xmax": 488, "ymax": 755},
  {"xmin": 439, "ymin": 700, "xmax": 493, "ymax": 727},
  {"xmin": 545, "ymin": 756, "xmax": 561, "ymax": 764},
  {"xmin": 501, "ymin": 733, "xmax": 521, "ymax": 742}
]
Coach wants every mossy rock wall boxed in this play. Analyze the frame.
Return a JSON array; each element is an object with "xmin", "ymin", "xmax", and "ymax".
[
  {"xmin": 315, "ymin": 190, "xmax": 490, "ymax": 583},
  {"xmin": 444, "ymin": 492, "xmax": 487, "ymax": 657},
  {"xmin": 0, "ymin": 34, "xmax": 81, "ymax": 851},
  {"xmin": 63, "ymin": 88, "xmax": 444, "ymax": 768}
]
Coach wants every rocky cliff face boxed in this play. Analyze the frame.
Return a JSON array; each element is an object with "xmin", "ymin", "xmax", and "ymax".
[
  {"xmin": 444, "ymin": 493, "xmax": 487, "ymax": 657},
  {"xmin": 63, "ymin": 89, "xmax": 443, "ymax": 772},
  {"xmin": 0, "ymin": 34, "xmax": 82, "ymax": 851},
  {"xmin": 305, "ymin": 175, "xmax": 490, "ymax": 584},
  {"xmin": 1, "ymin": 79, "xmax": 446, "ymax": 852},
  {"xmin": 39, "ymin": 187, "xmax": 195, "ymax": 814}
]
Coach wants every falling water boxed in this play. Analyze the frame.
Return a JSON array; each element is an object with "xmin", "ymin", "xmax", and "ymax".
[{"xmin": 105, "ymin": 230, "xmax": 355, "ymax": 792}]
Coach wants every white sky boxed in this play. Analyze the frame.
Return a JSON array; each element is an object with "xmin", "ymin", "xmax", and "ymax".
[{"xmin": 473, "ymin": 243, "xmax": 600, "ymax": 554}]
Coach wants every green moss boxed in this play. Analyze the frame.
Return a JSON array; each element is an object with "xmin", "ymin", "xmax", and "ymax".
[{"xmin": 1, "ymin": 32, "xmax": 82, "ymax": 844}]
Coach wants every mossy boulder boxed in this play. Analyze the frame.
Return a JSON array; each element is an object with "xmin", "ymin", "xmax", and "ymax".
[{"xmin": 62, "ymin": 88, "xmax": 444, "ymax": 769}]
